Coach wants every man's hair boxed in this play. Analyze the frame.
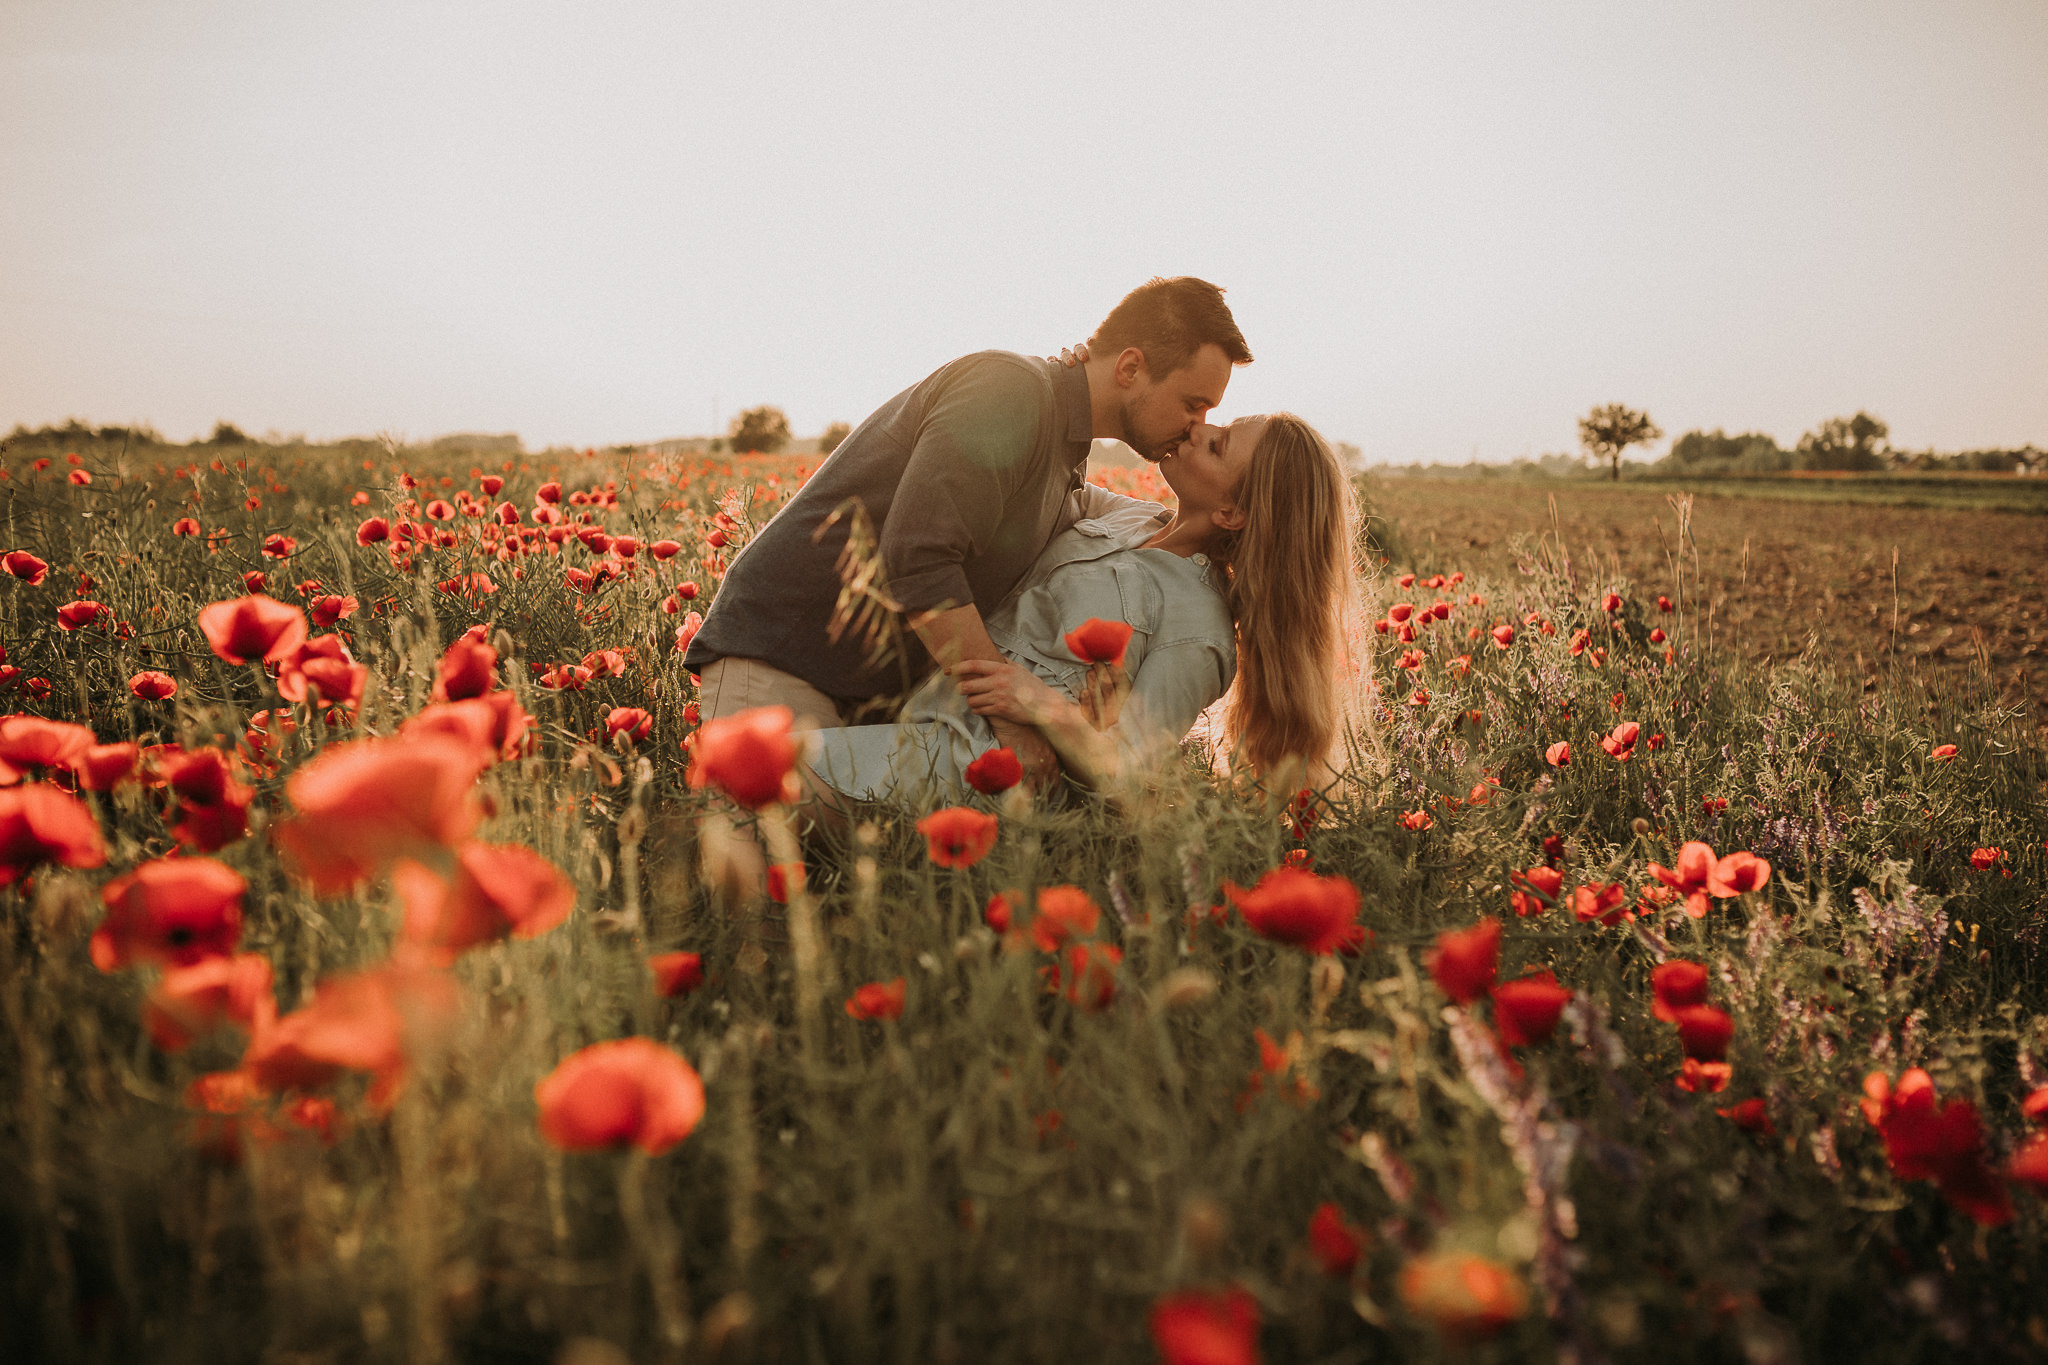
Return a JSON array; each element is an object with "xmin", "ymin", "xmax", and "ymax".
[{"xmin": 1088, "ymin": 277, "xmax": 1252, "ymax": 379}]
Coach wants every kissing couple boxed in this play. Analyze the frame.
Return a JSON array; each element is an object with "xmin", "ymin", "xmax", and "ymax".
[{"xmin": 682, "ymin": 276, "xmax": 1360, "ymax": 814}]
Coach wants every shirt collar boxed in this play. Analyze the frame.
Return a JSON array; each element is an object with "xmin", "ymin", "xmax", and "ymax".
[{"xmin": 1053, "ymin": 359, "xmax": 1093, "ymax": 455}]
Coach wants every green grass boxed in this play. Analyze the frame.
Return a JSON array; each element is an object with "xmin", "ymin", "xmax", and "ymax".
[{"xmin": 1, "ymin": 432, "xmax": 2045, "ymax": 1363}]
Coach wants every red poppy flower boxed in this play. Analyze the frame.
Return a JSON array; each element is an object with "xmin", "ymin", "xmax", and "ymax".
[
  {"xmin": 1149, "ymin": 1286, "xmax": 1260, "ymax": 1365},
  {"xmin": 1599, "ymin": 721, "xmax": 1640, "ymax": 760},
  {"xmin": 594, "ymin": 707, "xmax": 651, "ymax": 747},
  {"xmin": 917, "ymin": 806, "xmax": 999, "ymax": 868},
  {"xmin": 2, "ymin": 551, "xmax": 49, "ymax": 585},
  {"xmin": 0, "ymin": 715, "xmax": 96, "ymax": 776},
  {"xmin": 1308, "ymin": 1202, "xmax": 1367, "ymax": 1278},
  {"xmin": 1864, "ymin": 1069, "xmax": 2013, "ymax": 1225},
  {"xmin": 273, "ymin": 737, "xmax": 484, "ymax": 893},
  {"xmin": 1707, "ymin": 850, "xmax": 1771, "ymax": 896},
  {"xmin": 1600, "ymin": 592, "xmax": 1622, "ymax": 613},
  {"xmin": 1507, "ymin": 865, "xmax": 1562, "ymax": 918},
  {"xmin": 1928, "ymin": 743, "xmax": 1957, "ymax": 761},
  {"xmin": 1966, "ymin": 846, "xmax": 2004, "ymax": 872},
  {"xmin": 394, "ymin": 842, "xmax": 576, "ymax": 958},
  {"xmin": 1226, "ymin": 867, "xmax": 1365, "ymax": 956},
  {"xmin": 1672, "ymin": 1004, "xmax": 1734, "ymax": 1060},
  {"xmin": 356, "ymin": 517, "xmax": 390, "ymax": 546},
  {"xmin": 76, "ymin": 741, "xmax": 141, "ymax": 791},
  {"xmin": 1054, "ymin": 941, "xmax": 1121, "ymax": 1012},
  {"xmin": 685, "ymin": 705, "xmax": 799, "ymax": 810},
  {"xmin": 91, "ymin": 857, "xmax": 246, "ymax": 970},
  {"xmin": 964, "ymin": 746, "xmax": 1024, "ymax": 794},
  {"xmin": 171, "ymin": 517, "xmax": 201, "ymax": 536},
  {"xmin": 309, "ymin": 594, "xmax": 358, "ymax": 628},
  {"xmin": 276, "ymin": 636, "xmax": 367, "ymax": 710},
  {"xmin": 401, "ymin": 694, "xmax": 531, "ymax": 767},
  {"xmin": 845, "ymin": 978, "xmax": 907, "ymax": 1021},
  {"xmin": 1649, "ymin": 959, "xmax": 1709, "ymax": 1021},
  {"xmin": 196, "ymin": 594, "xmax": 309, "ymax": 666},
  {"xmin": 1491, "ymin": 970, "xmax": 1570, "ymax": 1046},
  {"xmin": 2009, "ymin": 1134, "xmax": 2048, "ymax": 1196},
  {"xmin": 1063, "ymin": 617, "xmax": 1134, "ymax": 667},
  {"xmin": 1716, "ymin": 1097, "xmax": 1776, "ymax": 1135},
  {"xmin": 1544, "ymin": 741, "xmax": 1571, "ymax": 767},
  {"xmin": 1389, "ymin": 602, "xmax": 1414, "ymax": 624},
  {"xmin": 536, "ymin": 481, "xmax": 563, "ymax": 504},
  {"xmin": 0, "ymin": 783, "xmax": 107, "ymax": 884},
  {"xmin": 244, "ymin": 963, "xmax": 462, "ymax": 1102},
  {"xmin": 261, "ymin": 534, "xmax": 297, "ymax": 558},
  {"xmin": 1397, "ymin": 1252, "xmax": 1528, "ymax": 1343},
  {"xmin": 1027, "ymin": 885, "xmax": 1102, "ymax": 951},
  {"xmin": 1571, "ymin": 881, "xmax": 1626, "ymax": 925},
  {"xmin": 1678, "ymin": 1059, "xmax": 1732, "ymax": 1094},
  {"xmin": 649, "ymin": 951, "xmax": 704, "ymax": 998},
  {"xmin": 1427, "ymin": 918, "xmax": 1500, "ymax": 1004},
  {"xmin": 57, "ymin": 599, "xmax": 107, "ymax": 631},
  {"xmin": 1657, "ymin": 595, "xmax": 1673, "ymax": 612},
  {"xmin": 2024, "ymin": 1087, "xmax": 2048, "ymax": 1126},
  {"xmin": 1649, "ymin": 840, "xmax": 1717, "ymax": 917},
  {"xmin": 1398, "ymin": 808, "xmax": 1432, "ymax": 830},
  {"xmin": 144, "ymin": 952, "xmax": 275, "ymax": 1051},
  {"xmin": 185, "ymin": 1069, "xmax": 338, "ymax": 1162}
]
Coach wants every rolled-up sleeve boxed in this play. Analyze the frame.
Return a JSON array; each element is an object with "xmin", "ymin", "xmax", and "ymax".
[{"xmin": 880, "ymin": 361, "xmax": 1046, "ymax": 615}]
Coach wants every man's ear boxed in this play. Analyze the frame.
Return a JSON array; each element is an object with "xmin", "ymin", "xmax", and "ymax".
[
  {"xmin": 1114, "ymin": 347, "xmax": 1148, "ymax": 389},
  {"xmin": 1212, "ymin": 504, "xmax": 1247, "ymax": 533}
]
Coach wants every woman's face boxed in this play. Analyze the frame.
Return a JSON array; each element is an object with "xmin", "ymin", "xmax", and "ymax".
[{"xmin": 1159, "ymin": 415, "xmax": 1266, "ymax": 528}]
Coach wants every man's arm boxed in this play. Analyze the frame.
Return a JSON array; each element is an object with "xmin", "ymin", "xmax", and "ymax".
[{"xmin": 912, "ymin": 604, "xmax": 1060, "ymax": 786}]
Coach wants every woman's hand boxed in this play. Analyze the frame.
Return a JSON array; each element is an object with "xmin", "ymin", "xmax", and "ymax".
[
  {"xmin": 1047, "ymin": 342, "xmax": 1091, "ymax": 368},
  {"xmin": 951, "ymin": 658, "xmax": 1064, "ymax": 727}
]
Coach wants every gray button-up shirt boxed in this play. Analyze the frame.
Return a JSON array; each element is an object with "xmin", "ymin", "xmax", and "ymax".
[{"xmin": 684, "ymin": 351, "xmax": 1094, "ymax": 703}]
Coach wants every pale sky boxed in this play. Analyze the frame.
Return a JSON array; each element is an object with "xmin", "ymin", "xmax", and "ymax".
[{"xmin": 3, "ymin": 1, "xmax": 2045, "ymax": 462}]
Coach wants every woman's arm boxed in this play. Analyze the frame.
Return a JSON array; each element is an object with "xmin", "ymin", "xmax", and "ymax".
[{"xmin": 949, "ymin": 659, "xmax": 1127, "ymax": 788}]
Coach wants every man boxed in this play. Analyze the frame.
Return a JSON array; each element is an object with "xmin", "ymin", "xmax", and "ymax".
[{"xmin": 684, "ymin": 276, "xmax": 1251, "ymax": 783}]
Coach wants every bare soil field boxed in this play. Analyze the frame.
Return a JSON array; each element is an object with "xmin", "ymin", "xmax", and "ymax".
[{"xmin": 1368, "ymin": 477, "xmax": 2048, "ymax": 734}]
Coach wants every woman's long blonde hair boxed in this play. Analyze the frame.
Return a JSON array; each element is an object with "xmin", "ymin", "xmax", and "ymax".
[{"xmin": 1210, "ymin": 413, "xmax": 1361, "ymax": 783}]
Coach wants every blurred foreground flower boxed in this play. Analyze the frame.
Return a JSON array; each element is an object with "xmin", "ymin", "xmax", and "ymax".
[
  {"xmin": 964, "ymin": 746, "xmax": 1023, "ymax": 794},
  {"xmin": 1225, "ymin": 867, "xmax": 1366, "ymax": 956},
  {"xmin": 196, "ymin": 594, "xmax": 308, "ymax": 665},
  {"xmin": 92, "ymin": 856, "xmax": 246, "ymax": 969},
  {"xmin": 845, "ymin": 978, "xmax": 907, "ymax": 1021},
  {"xmin": 0, "ymin": 782, "xmax": 108, "ymax": 884},
  {"xmin": 273, "ymin": 737, "xmax": 484, "ymax": 893},
  {"xmin": 1861, "ymin": 1069, "xmax": 2012, "ymax": 1226},
  {"xmin": 394, "ymin": 842, "xmax": 575, "ymax": 960},
  {"xmin": 649, "ymin": 951, "xmax": 704, "ymax": 998},
  {"xmin": 916, "ymin": 806, "xmax": 999, "ymax": 868},
  {"xmin": 1396, "ymin": 1251, "xmax": 1528, "ymax": 1342},
  {"xmin": 1427, "ymin": 918, "xmax": 1500, "ymax": 1003},
  {"xmin": 536, "ymin": 1037, "xmax": 706, "ymax": 1156},
  {"xmin": 1149, "ymin": 1285, "xmax": 1260, "ymax": 1365},
  {"xmin": 244, "ymin": 963, "xmax": 463, "ymax": 1107},
  {"xmin": 1064, "ymin": 616, "xmax": 1133, "ymax": 667},
  {"xmin": 686, "ymin": 705, "xmax": 799, "ymax": 810},
  {"xmin": 1307, "ymin": 1202, "xmax": 1366, "ymax": 1277}
]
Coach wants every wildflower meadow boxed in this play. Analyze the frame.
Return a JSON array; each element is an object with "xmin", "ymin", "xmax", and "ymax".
[{"xmin": 1, "ymin": 429, "xmax": 2044, "ymax": 1364}]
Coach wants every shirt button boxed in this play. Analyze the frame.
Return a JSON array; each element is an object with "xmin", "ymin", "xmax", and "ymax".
[{"xmin": 1191, "ymin": 553, "xmax": 1207, "ymax": 566}]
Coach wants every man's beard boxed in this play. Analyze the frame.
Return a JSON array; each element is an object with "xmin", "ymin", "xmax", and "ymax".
[{"xmin": 1118, "ymin": 397, "xmax": 1169, "ymax": 462}]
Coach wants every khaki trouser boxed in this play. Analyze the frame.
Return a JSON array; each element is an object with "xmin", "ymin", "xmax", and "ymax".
[{"xmin": 697, "ymin": 657, "xmax": 845, "ymax": 732}]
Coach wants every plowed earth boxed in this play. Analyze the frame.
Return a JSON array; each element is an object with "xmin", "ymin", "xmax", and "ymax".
[{"xmin": 1367, "ymin": 478, "xmax": 2048, "ymax": 736}]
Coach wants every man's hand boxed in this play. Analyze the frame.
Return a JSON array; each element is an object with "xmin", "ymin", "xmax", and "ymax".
[{"xmin": 952, "ymin": 657, "xmax": 1063, "ymax": 727}]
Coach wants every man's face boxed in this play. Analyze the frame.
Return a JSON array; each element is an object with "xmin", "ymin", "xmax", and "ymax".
[{"xmin": 1117, "ymin": 343, "xmax": 1234, "ymax": 461}]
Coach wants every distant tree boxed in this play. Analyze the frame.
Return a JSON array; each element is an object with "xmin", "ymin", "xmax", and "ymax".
[
  {"xmin": 210, "ymin": 421, "xmax": 249, "ymax": 445},
  {"xmin": 1662, "ymin": 429, "xmax": 1787, "ymax": 474},
  {"xmin": 1577, "ymin": 404, "xmax": 1663, "ymax": 482},
  {"xmin": 1795, "ymin": 412, "xmax": 1889, "ymax": 472},
  {"xmin": 818, "ymin": 421, "xmax": 853, "ymax": 456},
  {"xmin": 728, "ymin": 406, "xmax": 791, "ymax": 455}
]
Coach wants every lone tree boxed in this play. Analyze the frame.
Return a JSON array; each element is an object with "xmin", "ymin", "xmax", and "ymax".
[
  {"xmin": 1578, "ymin": 404, "xmax": 1662, "ymax": 481},
  {"xmin": 1796, "ymin": 411, "xmax": 1889, "ymax": 472},
  {"xmin": 818, "ymin": 420, "xmax": 852, "ymax": 456},
  {"xmin": 728, "ymin": 405, "xmax": 791, "ymax": 455}
]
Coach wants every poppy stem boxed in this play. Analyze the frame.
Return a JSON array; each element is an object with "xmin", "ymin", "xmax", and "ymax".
[{"xmin": 616, "ymin": 1150, "xmax": 692, "ymax": 1357}]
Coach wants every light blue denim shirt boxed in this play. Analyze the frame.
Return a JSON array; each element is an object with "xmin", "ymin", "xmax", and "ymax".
[{"xmin": 808, "ymin": 484, "xmax": 1236, "ymax": 802}]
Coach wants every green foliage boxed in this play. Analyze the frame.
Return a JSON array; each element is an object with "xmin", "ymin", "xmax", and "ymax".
[
  {"xmin": 1661, "ymin": 428, "xmax": 1789, "ymax": 474},
  {"xmin": 818, "ymin": 420, "xmax": 852, "ymax": 455},
  {"xmin": 1577, "ymin": 404, "xmax": 1663, "ymax": 482},
  {"xmin": 728, "ymin": 405, "xmax": 791, "ymax": 455},
  {"xmin": 0, "ymin": 442, "xmax": 2042, "ymax": 1362},
  {"xmin": 1797, "ymin": 412, "xmax": 1891, "ymax": 472}
]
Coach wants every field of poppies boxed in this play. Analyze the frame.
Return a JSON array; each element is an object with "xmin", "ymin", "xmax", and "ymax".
[{"xmin": 1, "ymin": 430, "xmax": 2044, "ymax": 1365}]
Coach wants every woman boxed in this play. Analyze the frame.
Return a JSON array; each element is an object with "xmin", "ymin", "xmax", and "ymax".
[{"xmin": 805, "ymin": 411, "xmax": 1358, "ymax": 803}]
